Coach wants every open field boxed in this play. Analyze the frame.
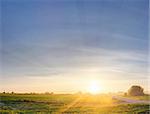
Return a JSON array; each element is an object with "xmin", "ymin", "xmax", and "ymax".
[{"xmin": 0, "ymin": 93, "xmax": 150, "ymax": 114}]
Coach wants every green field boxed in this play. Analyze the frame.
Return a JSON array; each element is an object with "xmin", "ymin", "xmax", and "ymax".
[{"xmin": 0, "ymin": 93, "xmax": 149, "ymax": 114}]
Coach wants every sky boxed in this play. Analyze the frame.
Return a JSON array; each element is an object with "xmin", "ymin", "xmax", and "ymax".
[{"xmin": 1, "ymin": 0, "xmax": 149, "ymax": 93}]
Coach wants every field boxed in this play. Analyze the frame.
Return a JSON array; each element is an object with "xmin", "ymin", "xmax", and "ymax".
[{"xmin": 0, "ymin": 93, "xmax": 149, "ymax": 114}]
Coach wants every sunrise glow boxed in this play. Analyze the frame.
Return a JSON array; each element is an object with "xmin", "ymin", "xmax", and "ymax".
[{"xmin": 87, "ymin": 80, "xmax": 102, "ymax": 94}]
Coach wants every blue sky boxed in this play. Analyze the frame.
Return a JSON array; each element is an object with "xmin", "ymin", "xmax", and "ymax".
[{"xmin": 1, "ymin": 0, "xmax": 149, "ymax": 93}]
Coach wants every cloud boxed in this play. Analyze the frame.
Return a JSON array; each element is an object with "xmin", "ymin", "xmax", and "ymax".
[{"xmin": 2, "ymin": 43, "xmax": 147, "ymax": 81}]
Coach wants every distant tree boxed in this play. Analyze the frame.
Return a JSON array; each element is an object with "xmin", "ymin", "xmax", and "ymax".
[
  {"xmin": 50, "ymin": 92, "xmax": 54, "ymax": 95},
  {"xmin": 44, "ymin": 92, "xmax": 54, "ymax": 95},
  {"xmin": 45, "ymin": 92, "xmax": 50, "ymax": 95},
  {"xmin": 128, "ymin": 85, "xmax": 144, "ymax": 96},
  {"xmin": 124, "ymin": 92, "xmax": 127, "ymax": 96},
  {"xmin": 3, "ymin": 91, "xmax": 5, "ymax": 94}
]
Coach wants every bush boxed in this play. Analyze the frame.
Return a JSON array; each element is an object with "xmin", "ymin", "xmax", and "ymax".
[{"xmin": 128, "ymin": 85, "xmax": 144, "ymax": 96}]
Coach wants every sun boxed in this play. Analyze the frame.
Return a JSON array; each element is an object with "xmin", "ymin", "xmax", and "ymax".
[{"xmin": 88, "ymin": 80, "xmax": 101, "ymax": 94}]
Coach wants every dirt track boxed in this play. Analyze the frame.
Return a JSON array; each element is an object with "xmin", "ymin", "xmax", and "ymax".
[{"xmin": 112, "ymin": 96, "xmax": 150, "ymax": 104}]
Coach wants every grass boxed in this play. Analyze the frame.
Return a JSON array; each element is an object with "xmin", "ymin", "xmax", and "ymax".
[{"xmin": 0, "ymin": 93, "xmax": 149, "ymax": 114}]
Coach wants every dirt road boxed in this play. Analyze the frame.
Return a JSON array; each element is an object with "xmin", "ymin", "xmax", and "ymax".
[{"xmin": 112, "ymin": 96, "xmax": 150, "ymax": 104}]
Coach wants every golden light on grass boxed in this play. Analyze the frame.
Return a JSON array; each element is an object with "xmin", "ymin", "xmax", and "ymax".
[{"xmin": 87, "ymin": 80, "xmax": 102, "ymax": 94}]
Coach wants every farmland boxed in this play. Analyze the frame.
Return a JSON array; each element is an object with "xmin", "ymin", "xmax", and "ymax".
[{"xmin": 0, "ymin": 93, "xmax": 149, "ymax": 114}]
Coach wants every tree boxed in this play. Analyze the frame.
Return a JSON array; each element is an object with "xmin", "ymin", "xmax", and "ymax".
[
  {"xmin": 124, "ymin": 92, "xmax": 127, "ymax": 96},
  {"xmin": 128, "ymin": 85, "xmax": 144, "ymax": 96}
]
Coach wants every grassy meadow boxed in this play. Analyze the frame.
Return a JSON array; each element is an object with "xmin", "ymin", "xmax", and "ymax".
[{"xmin": 0, "ymin": 93, "xmax": 149, "ymax": 114}]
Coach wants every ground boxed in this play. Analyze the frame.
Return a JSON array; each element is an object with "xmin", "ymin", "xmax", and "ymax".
[{"xmin": 0, "ymin": 93, "xmax": 149, "ymax": 114}]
